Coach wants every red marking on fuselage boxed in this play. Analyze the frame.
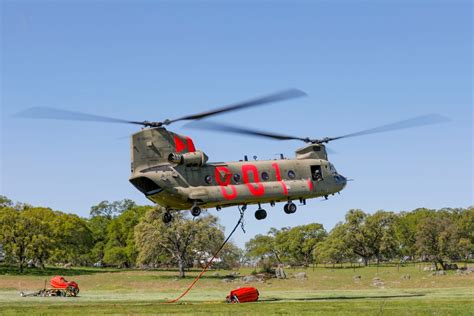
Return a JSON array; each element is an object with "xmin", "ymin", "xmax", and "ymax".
[
  {"xmin": 185, "ymin": 136, "xmax": 196, "ymax": 152},
  {"xmin": 174, "ymin": 135, "xmax": 186, "ymax": 152},
  {"xmin": 215, "ymin": 166, "xmax": 232, "ymax": 186},
  {"xmin": 215, "ymin": 166, "xmax": 237, "ymax": 200},
  {"xmin": 271, "ymin": 162, "xmax": 288, "ymax": 195},
  {"xmin": 307, "ymin": 178, "xmax": 313, "ymax": 191},
  {"xmin": 242, "ymin": 164, "xmax": 265, "ymax": 196},
  {"xmin": 220, "ymin": 185, "xmax": 237, "ymax": 200}
]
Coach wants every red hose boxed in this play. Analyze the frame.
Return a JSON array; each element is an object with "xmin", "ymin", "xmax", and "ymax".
[{"xmin": 165, "ymin": 209, "xmax": 245, "ymax": 303}]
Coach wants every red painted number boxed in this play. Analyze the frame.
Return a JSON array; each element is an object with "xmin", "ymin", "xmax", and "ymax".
[
  {"xmin": 271, "ymin": 163, "xmax": 288, "ymax": 195},
  {"xmin": 242, "ymin": 164, "xmax": 265, "ymax": 196},
  {"xmin": 215, "ymin": 166, "xmax": 237, "ymax": 200}
]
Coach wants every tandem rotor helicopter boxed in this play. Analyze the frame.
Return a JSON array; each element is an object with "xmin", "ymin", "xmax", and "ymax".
[{"xmin": 18, "ymin": 89, "xmax": 448, "ymax": 223}]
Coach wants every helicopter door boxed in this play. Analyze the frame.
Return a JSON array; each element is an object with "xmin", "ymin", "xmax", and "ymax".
[{"xmin": 310, "ymin": 165, "xmax": 323, "ymax": 181}]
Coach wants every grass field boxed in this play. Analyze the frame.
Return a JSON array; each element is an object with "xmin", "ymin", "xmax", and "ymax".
[{"xmin": 0, "ymin": 264, "xmax": 472, "ymax": 315}]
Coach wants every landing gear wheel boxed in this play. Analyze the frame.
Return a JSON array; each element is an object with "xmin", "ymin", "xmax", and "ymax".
[
  {"xmin": 284, "ymin": 202, "xmax": 297, "ymax": 214},
  {"xmin": 191, "ymin": 206, "xmax": 202, "ymax": 217},
  {"xmin": 162, "ymin": 212, "xmax": 173, "ymax": 224},
  {"xmin": 255, "ymin": 209, "xmax": 267, "ymax": 220}
]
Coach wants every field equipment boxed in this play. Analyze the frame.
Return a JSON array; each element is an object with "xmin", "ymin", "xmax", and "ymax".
[
  {"xmin": 20, "ymin": 276, "xmax": 79, "ymax": 297},
  {"xmin": 17, "ymin": 89, "xmax": 449, "ymax": 223},
  {"xmin": 226, "ymin": 287, "xmax": 259, "ymax": 303}
]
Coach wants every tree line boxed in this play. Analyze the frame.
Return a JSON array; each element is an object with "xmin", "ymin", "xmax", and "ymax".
[
  {"xmin": 246, "ymin": 207, "xmax": 473, "ymax": 270},
  {"xmin": 0, "ymin": 195, "xmax": 472, "ymax": 275},
  {"xmin": 0, "ymin": 196, "xmax": 240, "ymax": 277}
]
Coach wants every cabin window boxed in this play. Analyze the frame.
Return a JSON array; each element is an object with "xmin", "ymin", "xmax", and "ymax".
[
  {"xmin": 233, "ymin": 173, "xmax": 241, "ymax": 183},
  {"xmin": 204, "ymin": 175, "xmax": 212, "ymax": 184},
  {"xmin": 313, "ymin": 146, "xmax": 321, "ymax": 152},
  {"xmin": 288, "ymin": 170, "xmax": 296, "ymax": 179},
  {"xmin": 261, "ymin": 171, "xmax": 269, "ymax": 181},
  {"xmin": 311, "ymin": 165, "xmax": 323, "ymax": 181}
]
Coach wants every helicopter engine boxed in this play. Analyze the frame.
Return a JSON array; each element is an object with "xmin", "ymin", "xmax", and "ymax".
[{"xmin": 168, "ymin": 151, "xmax": 208, "ymax": 167}]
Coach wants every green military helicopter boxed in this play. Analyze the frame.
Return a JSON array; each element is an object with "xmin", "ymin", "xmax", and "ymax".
[{"xmin": 18, "ymin": 89, "xmax": 448, "ymax": 223}]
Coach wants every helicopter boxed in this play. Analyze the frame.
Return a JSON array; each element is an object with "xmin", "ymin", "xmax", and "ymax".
[{"xmin": 17, "ymin": 89, "xmax": 448, "ymax": 223}]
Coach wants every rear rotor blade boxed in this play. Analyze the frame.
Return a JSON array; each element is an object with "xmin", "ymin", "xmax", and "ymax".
[
  {"xmin": 167, "ymin": 88, "xmax": 306, "ymax": 124},
  {"xmin": 16, "ymin": 89, "xmax": 306, "ymax": 128},
  {"xmin": 320, "ymin": 114, "xmax": 450, "ymax": 143},
  {"xmin": 15, "ymin": 107, "xmax": 146, "ymax": 126}
]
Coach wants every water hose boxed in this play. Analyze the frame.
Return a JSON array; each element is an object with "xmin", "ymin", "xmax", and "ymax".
[{"xmin": 165, "ymin": 206, "xmax": 246, "ymax": 303}]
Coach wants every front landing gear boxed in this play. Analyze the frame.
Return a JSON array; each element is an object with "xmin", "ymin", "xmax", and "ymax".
[{"xmin": 284, "ymin": 202, "xmax": 297, "ymax": 214}]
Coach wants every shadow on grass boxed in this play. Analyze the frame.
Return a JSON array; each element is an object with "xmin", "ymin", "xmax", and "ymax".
[
  {"xmin": 260, "ymin": 293, "xmax": 426, "ymax": 302},
  {"xmin": 0, "ymin": 265, "xmax": 122, "ymax": 276},
  {"xmin": 140, "ymin": 274, "xmax": 240, "ymax": 280}
]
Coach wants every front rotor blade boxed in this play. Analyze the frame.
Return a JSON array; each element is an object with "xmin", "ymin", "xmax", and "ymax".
[
  {"xmin": 322, "ymin": 114, "xmax": 450, "ymax": 143},
  {"xmin": 186, "ymin": 121, "xmax": 309, "ymax": 142},
  {"xmin": 168, "ymin": 88, "xmax": 306, "ymax": 124},
  {"xmin": 15, "ymin": 107, "xmax": 145, "ymax": 126}
]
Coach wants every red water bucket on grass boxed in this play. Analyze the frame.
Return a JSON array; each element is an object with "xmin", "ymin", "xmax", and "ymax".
[{"xmin": 226, "ymin": 287, "xmax": 259, "ymax": 303}]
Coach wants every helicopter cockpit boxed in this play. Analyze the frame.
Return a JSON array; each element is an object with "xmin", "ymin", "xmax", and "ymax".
[{"xmin": 328, "ymin": 162, "xmax": 346, "ymax": 187}]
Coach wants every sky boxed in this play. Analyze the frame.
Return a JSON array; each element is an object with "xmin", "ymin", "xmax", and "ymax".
[{"xmin": 1, "ymin": 1, "xmax": 472, "ymax": 247}]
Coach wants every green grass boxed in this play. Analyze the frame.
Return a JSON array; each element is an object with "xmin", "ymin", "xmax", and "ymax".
[{"xmin": 0, "ymin": 264, "xmax": 473, "ymax": 315}]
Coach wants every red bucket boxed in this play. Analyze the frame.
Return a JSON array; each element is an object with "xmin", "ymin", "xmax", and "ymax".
[{"xmin": 226, "ymin": 287, "xmax": 259, "ymax": 303}]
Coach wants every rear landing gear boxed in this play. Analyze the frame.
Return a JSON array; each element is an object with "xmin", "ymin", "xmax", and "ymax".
[
  {"xmin": 255, "ymin": 209, "xmax": 267, "ymax": 220},
  {"xmin": 284, "ymin": 202, "xmax": 297, "ymax": 214},
  {"xmin": 162, "ymin": 211, "xmax": 173, "ymax": 224}
]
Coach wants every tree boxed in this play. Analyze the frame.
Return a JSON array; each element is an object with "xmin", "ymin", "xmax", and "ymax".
[
  {"xmin": 415, "ymin": 215, "xmax": 460, "ymax": 270},
  {"xmin": 0, "ymin": 207, "xmax": 36, "ymax": 272},
  {"xmin": 0, "ymin": 195, "xmax": 13, "ymax": 208},
  {"xmin": 365, "ymin": 211, "xmax": 398, "ymax": 263},
  {"xmin": 0, "ymin": 206, "xmax": 57, "ymax": 272},
  {"xmin": 342, "ymin": 210, "xmax": 374, "ymax": 265},
  {"xmin": 245, "ymin": 233, "xmax": 282, "ymax": 264},
  {"xmin": 102, "ymin": 206, "xmax": 150, "ymax": 267},
  {"xmin": 394, "ymin": 208, "xmax": 436, "ymax": 261},
  {"xmin": 217, "ymin": 242, "xmax": 243, "ymax": 269},
  {"xmin": 342, "ymin": 209, "xmax": 397, "ymax": 265},
  {"xmin": 49, "ymin": 212, "xmax": 93, "ymax": 265},
  {"xmin": 451, "ymin": 207, "xmax": 474, "ymax": 263},
  {"xmin": 274, "ymin": 224, "xmax": 327, "ymax": 266},
  {"xmin": 21, "ymin": 207, "xmax": 56, "ymax": 269},
  {"xmin": 88, "ymin": 199, "xmax": 137, "ymax": 264},
  {"xmin": 135, "ymin": 208, "xmax": 225, "ymax": 277},
  {"xmin": 316, "ymin": 223, "xmax": 354, "ymax": 266},
  {"xmin": 0, "ymin": 200, "xmax": 95, "ymax": 271},
  {"xmin": 90, "ymin": 199, "xmax": 136, "ymax": 219}
]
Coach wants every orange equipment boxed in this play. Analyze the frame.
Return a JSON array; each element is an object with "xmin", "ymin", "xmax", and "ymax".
[
  {"xmin": 226, "ymin": 287, "xmax": 259, "ymax": 303},
  {"xmin": 50, "ymin": 276, "xmax": 80, "ymax": 296}
]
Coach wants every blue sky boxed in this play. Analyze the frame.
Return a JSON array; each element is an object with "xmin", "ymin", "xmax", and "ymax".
[{"xmin": 1, "ymin": 1, "xmax": 472, "ymax": 247}]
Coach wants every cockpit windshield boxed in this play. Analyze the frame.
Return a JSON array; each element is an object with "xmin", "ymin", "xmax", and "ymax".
[{"xmin": 328, "ymin": 163, "xmax": 337, "ymax": 174}]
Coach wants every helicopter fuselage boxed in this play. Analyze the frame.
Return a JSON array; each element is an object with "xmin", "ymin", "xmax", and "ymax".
[{"xmin": 129, "ymin": 128, "xmax": 347, "ymax": 211}]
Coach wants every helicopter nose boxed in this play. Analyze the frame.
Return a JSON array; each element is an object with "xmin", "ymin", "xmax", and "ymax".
[
  {"xmin": 334, "ymin": 174, "xmax": 347, "ymax": 189},
  {"xmin": 340, "ymin": 175, "xmax": 347, "ymax": 187}
]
